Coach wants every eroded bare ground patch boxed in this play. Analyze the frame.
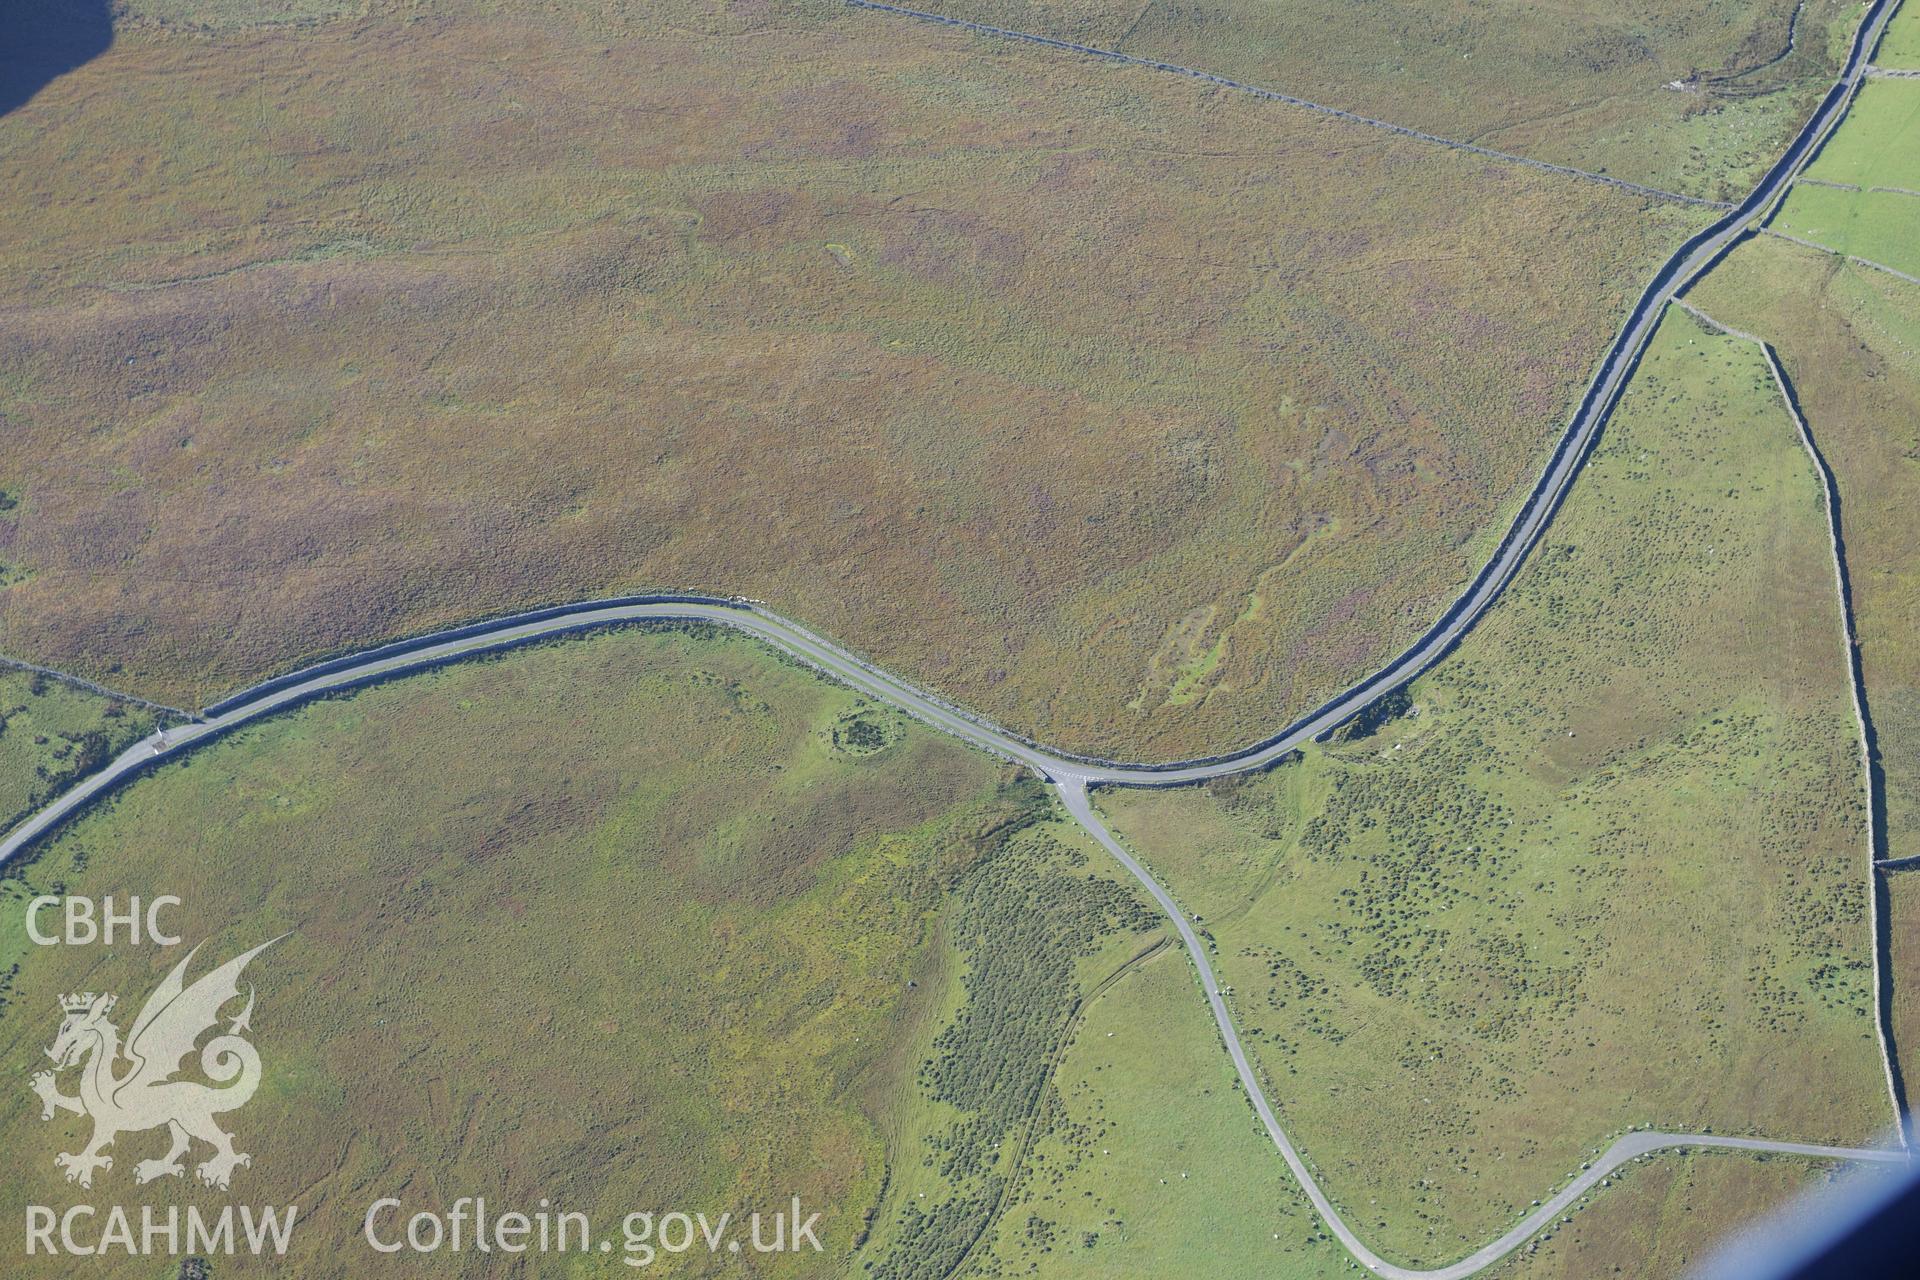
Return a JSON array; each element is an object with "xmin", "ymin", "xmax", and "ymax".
[{"xmin": 0, "ymin": 0, "xmax": 1709, "ymax": 757}]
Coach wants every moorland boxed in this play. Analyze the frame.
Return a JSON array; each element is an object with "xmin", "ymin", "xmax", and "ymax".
[
  {"xmin": 878, "ymin": 0, "xmax": 1866, "ymax": 200},
  {"xmin": 0, "ymin": 0, "xmax": 1713, "ymax": 759}
]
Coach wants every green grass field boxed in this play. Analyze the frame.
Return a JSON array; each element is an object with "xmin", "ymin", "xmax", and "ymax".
[
  {"xmin": 1801, "ymin": 77, "xmax": 1920, "ymax": 187},
  {"xmin": 0, "ymin": 0, "xmax": 1709, "ymax": 761},
  {"xmin": 1876, "ymin": 0, "xmax": 1920, "ymax": 65},
  {"xmin": 0, "ymin": 625, "xmax": 1181, "ymax": 1277},
  {"xmin": 1773, "ymin": 186, "xmax": 1920, "ymax": 274},
  {"xmin": 886, "ymin": 0, "xmax": 1867, "ymax": 200},
  {"xmin": 1689, "ymin": 236, "xmax": 1920, "ymax": 866},
  {"xmin": 1771, "ymin": 76, "xmax": 1920, "ymax": 274},
  {"xmin": 1093, "ymin": 309, "xmax": 1890, "ymax": 1268}
]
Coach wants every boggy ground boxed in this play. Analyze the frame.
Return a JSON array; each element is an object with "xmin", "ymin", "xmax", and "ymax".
[
  {"xmin": 1096, "ymin": 311, "xmax": 1893, "ymax": 1267},
  {"xmin": 0, "ymin": 0, "xmax": 1710, "ymax": 760}
]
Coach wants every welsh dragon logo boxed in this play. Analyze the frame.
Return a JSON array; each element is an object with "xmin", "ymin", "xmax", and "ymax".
[{"xmin": 29, "ymin": 937, "xmax": 282, "ymax": 1191}]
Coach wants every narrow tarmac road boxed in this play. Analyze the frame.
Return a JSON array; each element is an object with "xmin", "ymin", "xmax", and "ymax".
[
  {"xmin": 0, "ymin": 2, "xmax": 1907, "ymax": 1276},
  {"xmin": 1, "ymin": 593, "xmax": 1908, "ymax": 1280}
]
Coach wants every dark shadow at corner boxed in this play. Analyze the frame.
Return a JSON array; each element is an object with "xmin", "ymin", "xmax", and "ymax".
[{"xmin": 2, "ymin": 0, "xmax": 114, "ymax": 119}]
